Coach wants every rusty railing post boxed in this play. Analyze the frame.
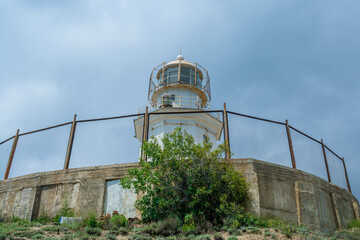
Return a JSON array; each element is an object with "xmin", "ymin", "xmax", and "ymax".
[
  {"xmin": 321, "ymin": 139, "xmax": 331, "ymax": 183},
  {"xmin": 141, "ymin": 107, "xmax": 150, "ymax": 161},
  {"xmin": 342, "ymin": 157, "xmax": 352, "ymax": 193},
  {"xmin": 64, "ymin": 114, "xmax": 77, "ymax": 170},
  {"xmin": 223, "ymin": 103, "xmax": 231, "ymax": 159},
  {"xmin": 285, "ymin": 120, "xmax": 296, "ymax": 169},
  {"xmin": 4, "ymin": 129, "xmax": 20, "ymax": 179}
]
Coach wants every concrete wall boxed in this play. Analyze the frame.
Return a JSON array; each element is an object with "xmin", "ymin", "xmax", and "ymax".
[{"xmin": 0, "ymin": 159, "xmax": 358, "ymax": 232}]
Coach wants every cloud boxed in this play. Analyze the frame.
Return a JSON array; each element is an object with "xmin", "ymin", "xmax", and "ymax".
[{"xmin": 0, "ymin": 0, "xmax": 359, "ymax": 200}]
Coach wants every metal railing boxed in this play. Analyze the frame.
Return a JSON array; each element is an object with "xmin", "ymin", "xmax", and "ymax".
[
  {"xmin": 0, "ymin": 104, "xmax": 352, "ymax": 193},
  {"xmin": 137, "ymin": 97, "xmax": 221, "ymax": 120}
]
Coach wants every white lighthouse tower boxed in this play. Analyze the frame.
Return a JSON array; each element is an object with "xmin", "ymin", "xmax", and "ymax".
[{"xmin": 134, "ymin": 55, "xmax": 223, "ymax": 146}]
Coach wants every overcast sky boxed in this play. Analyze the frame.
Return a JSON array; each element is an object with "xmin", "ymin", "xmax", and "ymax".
[{"xmin": 1, "ymin": 1, "xmax": 359, "ymax": 200}]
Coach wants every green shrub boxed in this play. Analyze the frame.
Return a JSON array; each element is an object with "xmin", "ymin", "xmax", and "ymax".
[
  {"xmin": 118, "ymin": 226, "xmax": 130, "ymax": 235},
  {"xmin": 234, "ymin": 213, "xmax": 266, "ymax": 227},
  {"xmin": 32, "ymin": 233, "xmax": 44, "ymax": 239},
  {"xmin": 213, "ymin": 233, "xmax": 224, "ymax": 240},
  {"xmin": 333, "ymin": 228, "xmax": 360, "ymax": 240},
  {"xmin": 196, "ymin": 215, "xmax": 213, "ymax": 232},
  {"xmin": 227, "ymin": 236, "xmax": 238, "ymax": 240},
  {"xmin": 182, "ymin": 214, "xmax": 196, "ymax": 233},
  {"xmin": 110, "ymin": 214, "xmax": 127, "ymax": 228},
  {"xmin": 195, "ymin": 234, "xmax": 211, "ymax": 240},
  {"xmin": 42, "ymin": 226, "xmax": 60, "ymax": 232},
  {"xmin": 247, "ymin": 226, "xmax": 262, "ymax": 234},
  {"xmin": 156, "ymin": 216, "xmax": 180, "ymax": 236},
  {"xmin": 120, "ymin": 128, "xmax": 248, "ymax": 223},
  {"xmin": 131, "ymin": 234, "xmax": 153, "ymax": 240},
  {"xmin": 139, "ymin": 223, "xmax": 158, "ymax": 235},
  {"xmin": 85, "ymin": 226, "xmax": 101, "ymax": 236},
  {"xmin": 348, "ymin": 220, "xmax": 360, "ymax": 229},
  {"xmin": 106, "ymin": 233, "xmax": 117, "ymax": 240},
  {"xmin": 228, "ymin": 228, "xmax": 242, "ymax": 236},
  {"xmin": 59, "ymin": 199, "xmax": 74, "ymax": 217}
]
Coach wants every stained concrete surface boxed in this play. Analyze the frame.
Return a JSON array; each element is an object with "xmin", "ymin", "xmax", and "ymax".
[{"xmin": 0, "ymin": 159, "xmax": 358, "ymax": 232}]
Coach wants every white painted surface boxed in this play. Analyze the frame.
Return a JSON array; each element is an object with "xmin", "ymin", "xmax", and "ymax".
[{"xmin": 104, "ymin": 179, "xmax": 137, "ymax": 218}]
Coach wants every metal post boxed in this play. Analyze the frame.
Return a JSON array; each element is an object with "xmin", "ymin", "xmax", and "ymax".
[
  {"xmin": 223, "ymin": 103, "xmax": 231, "ymax": 159},
  {"xmin": 4, "ymin": 129, "xmax": 20, "ymax": 180},
  {"xmin": 321, "ymin": 139, "xmax": 331, "ymax": 183},
  {"xmin": 64, "ymin": 114, "xmax": 77, "ymax": 170},
  {"xmin": 178, "ymin": 59, "xmax": 181, "ymax": 83},
  {"xmin": 141, "ymin": 107, "xmax": 149, "ymax": 161},
  {"xmin": 342, "ymin": 157, "xmax": 352, "ymax": 193},
  {"xmin": 194, "ymin": 63, "xmax": 197, "ymax": 85},
  {"xmin": 285, "ymin": 120, "xmax": 297, "ymax": 169},
  {"xmin": 161, "ymin": 62, "xmax": 165, "ymax": 85}
]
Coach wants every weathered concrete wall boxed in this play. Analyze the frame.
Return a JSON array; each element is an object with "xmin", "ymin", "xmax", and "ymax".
[
  {"xmin": 0, "ymin": 163, "xmax": 139, "ymax": 220},
  {"xmin": 0, "ymin": 159, "xmax": 358, "ymax": 232},
  {"xmin": 240, "ymin": 158, "xmax": 359, "ymax": 231}
]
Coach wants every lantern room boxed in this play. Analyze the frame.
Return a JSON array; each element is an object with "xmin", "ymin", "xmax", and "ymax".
[{"xmin": 148, "ymin": 55, "xmax": 211, "ymax": 110}]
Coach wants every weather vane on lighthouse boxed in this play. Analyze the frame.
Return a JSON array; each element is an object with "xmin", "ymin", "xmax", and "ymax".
[{"xmin": 134, "ymin": 54, "xmax": 223, "ymax": 150}]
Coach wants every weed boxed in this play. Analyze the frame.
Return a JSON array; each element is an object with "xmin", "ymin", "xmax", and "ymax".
[
  {"xmin": 333, "ymin": 228, "xmax": 360, "ymax": 240},
  {"xmin": 248, "ymin": 226, "xmax": 262, "ymax": 234},
  {"xmin": 213, "ymin": 233, "xmax": 224, "ymax": 240},
  {"xmin": 32, "ymin": 233, "xmax": 44, "ymax": 239},
  {"xmin": 227, "ymin": 236, "xmax": 238, "ymax": 240},
  {"xmin": 195, "ymin": 234, "xmax": 211, "ymax": 240},
  {"xmin": 42, "ymin": 225, "xmax": 61, "ymax": 232},
  {"xmin": 106, "ymin": 232, "xmax": 117, "ymax": 240},
  {"xmin": 85, "ymin": 226, "xmax": 102, "ymax": 236},
  {"xmin": 110, "ymin": 214, "xmax": 127, "ymax": 228},
  {"xmin": 139, "ymin": 223, "xmax": 157, "ymax": 235},
  {"xmin": 156, "ymin": 216, "xmax": 180, "ymax": 236},
  {"xmin": 115, "ymin": 226, "xmax": 130, "ymax": 235},
  {"xmin": 59, "ymin": 199, "xmax": 75, "ymax": 217},
  {"xmin": 348, "ymin": 220, "xmax": 360, "ymax": 229},
  {"xmin": 182, "ymin": 214, "xmax": 196, "ymax": 233},
  {"xmin": 130, "ymin": 234, "xmax": 153, "ymax": 240}
]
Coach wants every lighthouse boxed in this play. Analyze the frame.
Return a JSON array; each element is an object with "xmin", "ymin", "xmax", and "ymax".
[{"xmin": 134, "ymin": 55, "xmax": 223, "ymax": 147}]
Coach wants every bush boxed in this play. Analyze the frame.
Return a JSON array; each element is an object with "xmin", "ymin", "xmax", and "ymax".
[
  {"xmin": 59, "ymin": 199, "xmax": 74, "ymax": 217},
  {"xmin": 182, "ymin": 214, "xmax": 196, "ymax": 233},
  {"xmin": 139, "ymin": 223, "xmax": 157, "ymax": 235},
  {"xmin": 213, "ymin": 233, "xmax": 224, "ymax": 240},
  {"xmin": 348, "ymin": 220, "xmax": 360, "ymax": 229},
  {"xmin": 195, "ymin": 235, "xmax": 211, "ymax": 240},
  {"xmin": 106, "ymin": 233, "xmax": 117, "ymax": 240},
  {"xmin": 85, "ymin": 226, "xmax": 101, "ymax": 236},
  {"xmin": 156, "ymin": 216, "xmax": 180, "ymax": 236},
  {"xmin": 120, "ymin": 128, "xmax": 248, "ymax": 223},
  {"xmin": 118, "ymin": 227, "xmax": 130, "ymax": 235},
  {"xmin": 110, "ymin": 214, "xmax": 127, "ymax": 228},
  {"xmin": 131, "ymin": 234, "xmax": 153, "ymax": 240},
  {"xmin": 235, "ymin": 213, "xmax": 266, "ymax": 227}
]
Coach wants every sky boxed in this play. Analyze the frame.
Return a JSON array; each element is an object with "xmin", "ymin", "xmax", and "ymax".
[{"xmin": 0, "ymin": 0, "xmax": 359, "ymax": 200}]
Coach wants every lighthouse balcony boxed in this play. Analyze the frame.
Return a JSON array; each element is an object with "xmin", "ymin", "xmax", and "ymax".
[{"xmin": 137, "ymin": 97, "xmax": 221, "ymax": 120}]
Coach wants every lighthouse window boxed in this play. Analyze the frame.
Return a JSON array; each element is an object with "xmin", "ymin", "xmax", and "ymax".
[
  {"xmin": 180, "ymin": 67, "xmax": 191, "ymax": 84},
  {"xmin": 168, "ymin": 67, "xmax": 178, "ymax": 83},
  {"xmin": 162, "ymin": 94, "xmax": 175, "ymax": 107},
  {"xmin": 162, "ymin": 67, "xmax": 178, "ymax": 84}
]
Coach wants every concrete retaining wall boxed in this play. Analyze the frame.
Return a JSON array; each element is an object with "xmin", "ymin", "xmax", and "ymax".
[{"xmin": 0, "ymin": 159, "xmax": 358, "ymax": 232}]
